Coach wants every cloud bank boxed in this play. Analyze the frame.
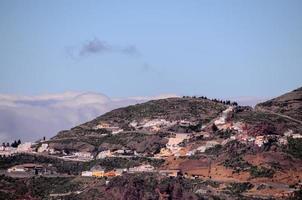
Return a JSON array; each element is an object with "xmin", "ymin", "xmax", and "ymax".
[
  {"xmin": 0, "ymin": 92, "xmax": 177, "ymax": 143},
  {"xmin": 0, "ymin": 92, "xmax": 266, "ymax": 143}
]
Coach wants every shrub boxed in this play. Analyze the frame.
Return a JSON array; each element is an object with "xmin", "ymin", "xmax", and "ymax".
[
  {"xmin": 223, "ymin": 157, "xmax": 251, "ymax": 172},
  {"xmin": 226, "ymin": 182, "xmax": 253, "ymax": 194},
  {"xmin": 249, "ymin": 166, "xmax": 275, "ymax": 178},
  {"xmin": 286, "ymin": 137, "xmax": 302, "ymax": 159},
  {"xmin": 205, "ymin": 145, "xmax": 222, "ymax": 155}
]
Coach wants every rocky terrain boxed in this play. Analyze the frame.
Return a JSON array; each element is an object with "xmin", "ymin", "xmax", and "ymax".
[{"xmin": 0, "ymin": 88, "xmax": 302, "ymax": 200}]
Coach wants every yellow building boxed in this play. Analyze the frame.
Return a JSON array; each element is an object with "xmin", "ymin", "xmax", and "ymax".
[{"xmin": 92, "ymin": 170, "xmax": 105, "ymax": 177}]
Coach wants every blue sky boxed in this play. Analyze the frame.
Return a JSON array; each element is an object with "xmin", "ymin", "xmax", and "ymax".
[{"xmin": 1, "ymin": 0, "xmax": 302, "ymax": 99}]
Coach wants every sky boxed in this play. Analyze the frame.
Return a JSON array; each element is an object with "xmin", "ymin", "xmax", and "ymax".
[
  {"xmin": 0, "ymin": 1, "xmax": 302, "ymax": 142},
  {"xmin": 0, "ymin": 0, "xmax": 301, "ymax": 99}
]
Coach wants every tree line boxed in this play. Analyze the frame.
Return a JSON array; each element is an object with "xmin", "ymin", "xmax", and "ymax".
[
  {"xmin": 2, "ymin": 139, "xmax": 21, "ymax": 148},
  {"xmin": 182, "ymin": 95, "xmax": 238, "ymax": 106}
]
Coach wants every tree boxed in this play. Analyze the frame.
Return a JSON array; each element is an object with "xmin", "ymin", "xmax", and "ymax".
[
  {"xmin": 17, "ymin": 139, "xmax": 21, "ymax": 145},
  {"xmin": 11, "ymin": 140, "xmax": 17, "ymax": 148},
  {"xmin": 212, "ymin": 124, "xmax": 218, "ymax": 132}
]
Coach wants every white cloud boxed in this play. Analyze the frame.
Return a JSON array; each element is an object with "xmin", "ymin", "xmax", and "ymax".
[{"xmin": 0, "ymin": 92, "xmax": 177, "ymax": 143}]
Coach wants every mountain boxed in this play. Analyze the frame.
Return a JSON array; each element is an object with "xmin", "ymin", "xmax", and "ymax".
[{"xmin": 1, "ymin": 88, "xmax": 302, "ymax": 200}]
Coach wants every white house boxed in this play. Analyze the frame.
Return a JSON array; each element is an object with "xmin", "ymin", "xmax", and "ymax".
[
  {"xmin": 74, "ymin": 152, "xmax": 93, "ymax": 159},
  {"xmin": 129, "ymin": 164, "xmax": 155, "ymax": 173},
  {"xmin": 16, "ymin": 142, "xmax": 33, "ymax": 153},
  {"xmin": 97, "ymin": 150, "xmax": 112, "ymax": 159},
  {"xmin": 8, "ymin": 166, "xmax": 26, "ymax": 172},
  {"xmin": 38, "ymin": 143, "xmax": 49, "ymax": 153},
  {"xmin": 81, "ymin": 171, "xmax": 93, "ymax": 177}
]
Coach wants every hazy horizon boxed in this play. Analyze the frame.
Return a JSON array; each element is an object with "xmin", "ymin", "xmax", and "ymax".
[{"xmin": 0, "ymin": 90, "xmax": 270, "ymax": 143}]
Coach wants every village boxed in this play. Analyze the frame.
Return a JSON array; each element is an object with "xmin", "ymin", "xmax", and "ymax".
[{"xmin": 1, "ymin": 106, "xmax": 302, "ymax": 183}]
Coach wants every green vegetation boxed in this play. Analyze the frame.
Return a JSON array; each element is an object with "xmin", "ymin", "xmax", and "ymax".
[
  {"xmin": 0, "ymin": 175, "xmax": 29, "ymax": 200},
  {"xmin": 223, "ymin": 156, "xmax": 275, "ymax": 178},
  {"xmin": 50, "ymin": 131, "xmax": 169, "ymax": 155},
  {"xmin": 289, "ymin": 189, "xmax": 302, "ymax": 200},
  {"xmin": 205, "ymin": 144, "xmax": 223, "ymax": 155},
  {"xmin": 223, "ymin": 157, "xmax": 251, "ymax": 173},
  {"xmin": 0, "ymin": 153, "xmax": 86, "ymax": 175},
  {"xmin": 0, "ymin": 175, "xmax": 97, "ymax": 200},
  {"xmin": 249, "ymin": 166, "xmax": 275, "ymax": 178},
  {"xmin": 203, "ymin": 180, "xmax": 221, "ymax": 188},
  {"xmin": 30, "ymin": 176, "xmax": 80, "ymax": 198},
  {"xmin": 286, "ymin": 137, "xmax": 302, "ymax": 159},
  {"xmin": 0, "ymin": 154, "xmax": 165, "ymax": 174},
  {"xmin": 226, "ymin": 182, "xmax": 253, "ymax": 194}
]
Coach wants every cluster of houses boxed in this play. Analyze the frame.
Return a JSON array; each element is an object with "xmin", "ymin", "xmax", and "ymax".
[
  {"xmin": 82, "ymin": 166, "xmax": 125, "ymax": 178},
  {"xmin": 211, "ymin": 107, "xmax": 302, "ymax": 148},
  {"xmin": 97, "ymin": 149, "xmax": 140, "ymax": 159},
  {"xmin": 130, "ymin": 119, "xmax": 176, "ymax": 132},
  {"xmin": 81, "ymin": 164, "xmax": 180, "ymax": 178},
  {"xmin": 0, "ymin": 142, "xmax": 34, "ymax": 157},
  {"xmin": 155, "ymin": 133, "xmax": 191, "ymax": 158},
  {"xmin": 129, "ymin": 119, "xmax": 199, "ymax": 133},
  {"xmin": 94, "ymin": 123, "xmax": 124, "ymax": 134},
  {"xmin": 7, "ymin": 163, "xmax": 54, "ymax": 175}
]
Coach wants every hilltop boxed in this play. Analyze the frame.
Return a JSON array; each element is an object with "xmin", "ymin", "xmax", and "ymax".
[{"xmin": 46, "ymin": 97, "xmax": 228, "ymax": 154}]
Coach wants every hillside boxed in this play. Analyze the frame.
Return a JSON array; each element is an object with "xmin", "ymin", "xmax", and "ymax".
[
  {"xmin": 256, "ymin": 87, "xmax": 302, "ymax": 122},
  {"xmin": 47, "ymin": 97, "xmax": 227, "ymax": 154},
  {"xmin": 55, "ymin": 97, "xmax": 227, "ymax": 137}
]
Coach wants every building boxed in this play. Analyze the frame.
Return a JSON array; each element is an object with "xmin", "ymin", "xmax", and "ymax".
[
  {"xmin": 104, "ymin": 171, "xmax": 117, "ymax": 177},
  {"xmin": 95, "ymin": 123, "xmax": 123, "ymax": 134},
  {"xmin": 129, "ymin": 164, "xmax": 155, "ymax": 173},
  {"xmin": 74, "ymin": 152, "xmax": 93, "ymax": 159},
  {"xmin": 81, "ymin": 171, "xmax": 93, "ymax": 177},
  {"xmin": 92, "ymin": 171, "xmax": 105, "ymax": 177},
  {"xmin": 81, "ymin": 167, "xmax": 124, "ymax": 177},
  {"xmin": 159, "ymin": 169, "xmax": 180, "ymax": 177},
  {"xmin": 8, "ymin": 165, "xmax": 25, "ymax": 172},
  {"xmin": 38, "ymin": 143, "xmax": 49, "ymax": 153},
  {"xmin": 8, "ymin": 164, "xmax": 45, "ymax": 175},
  {"xmin": 115, "ymin": 168, "xmax": 126, "ymax": 176},
  {"xmin": 16, "ymin": 142, "xmax": 33, "ymax": 153},
  {"xmin": 292, "ymin": 134, "xmax": 302, "ymax": 139},
  {"xmin": 97, "ymin": 150, "xmax": 112, "ymax": 159}
]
